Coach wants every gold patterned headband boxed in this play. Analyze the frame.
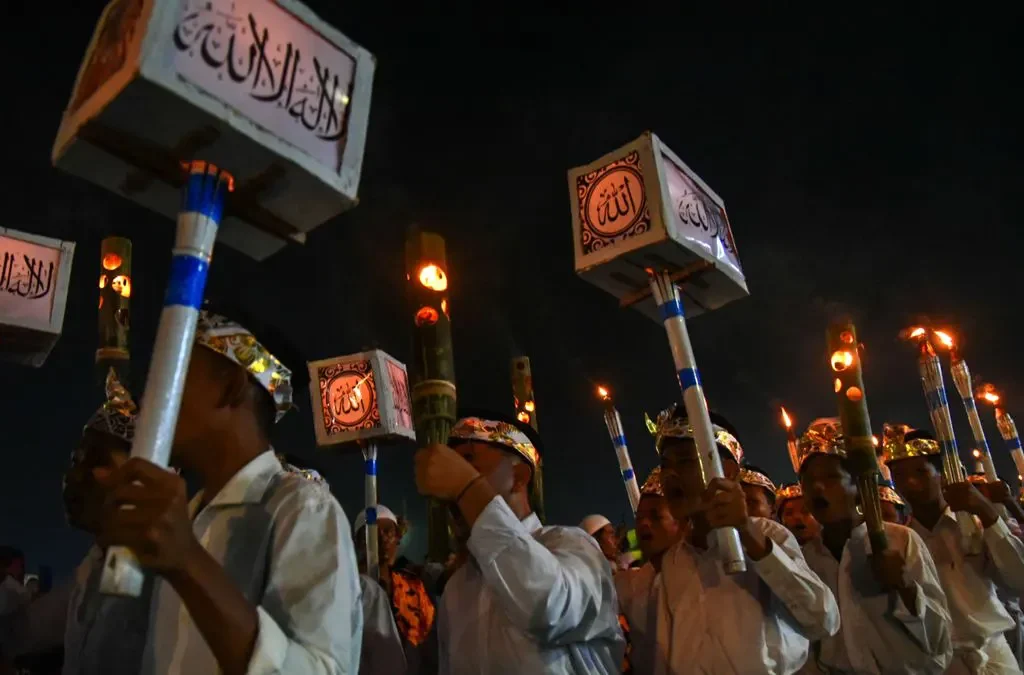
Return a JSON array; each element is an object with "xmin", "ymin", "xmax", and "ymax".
[
  {"xmin": 196, "ymin": 311, "xmax": 293, "ymax": 422},
  {"xmin": 645, "ymin": 405, "xmax": 744, "ymax": 464},
  {"xmin": 775, "ymin": 482, "xmax": 802, "ymax": 503},
  {"xmin": 795, "ymin": 417, "xmax": 845, "ymax": 470},
  {"xmin": 740, "ymin": 468, "xmax": 777, "ymax": 494},
  {"xmin": 879, "ymin": 484, "xmax": 906, "ymax": 507},
  {"xmin": 450, "ymin": 416, "xmax": 541, "ymax": 468},
  {"xmin": 84, "ymin": 369, "xmax": 138, "ymax": 443},
  {"xmin": 880, "ymin": 422, "xmax": 940, "ymax": 464},
  {"xmin": 640, "ymin": 467, "xmax": 664, "ymax": 496}
]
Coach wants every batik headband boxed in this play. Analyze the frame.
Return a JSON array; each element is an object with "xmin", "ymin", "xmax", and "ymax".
[
  {"xmin": 878, "ymin": 483, "xmax": 906, "ymax": 507},
  {"xmin": 196, "ymin": 310, "xmax": 293, "ymax": 422},
  {"xmin": 775, "ymin": 482, "xmax": 802, "ymax": 504},
  {"xmin": 83, "ymin": 369, "xmax": 138, "ymax": 443},
  {"xmin": 449, "ymin": 416, "xmax": 541, "ymax": 468},
  {"xmin": 640, "ymin": 467, "xmax": 664, "ymax": 496},
  {"xmin": 740, "ymin": 468, "xmax": 777, "ymax": 494},
  {"xmin": 645, "ymin": 404, "xmax": 744, "ymax": 464}
]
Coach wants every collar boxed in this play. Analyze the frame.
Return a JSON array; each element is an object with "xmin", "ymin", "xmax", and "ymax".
[
  {"xmin": 522, "ymin": 512, "xmax": 542, "ymax": 535},
  {"xmin": 189, "ymin": 450, "xmax": 283, "ymax": 514}
]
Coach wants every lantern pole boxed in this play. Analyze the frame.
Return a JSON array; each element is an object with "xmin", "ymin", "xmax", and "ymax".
[
  {"xmin": 648, "ymin": 269, "xmax": 746, "ymax": 574},
  {"xmin": 827, "ymin": 321, "xmax": 887, "ymax": 553},
  {"xmin": 405, "ymin": 228, "xmax": 456, "ymax": 563},
  {"xmin": 362, "ymin": 442, "xmax": 380, "ymax": 580},
  {"xmin": 97, "ymin": 236, "xmax": 132, "ymax": 384},
  {"xmin": 511, "ymin": 356, "xmax": 545, "ymax": 523},
  {"xmin": 100, "ymin": 161, "xmax": 232, "ymax": 596}
]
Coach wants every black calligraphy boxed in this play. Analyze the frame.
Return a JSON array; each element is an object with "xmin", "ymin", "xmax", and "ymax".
[
  {"xmin": 173, "ymin": 4, "xmax": 351, "ymax": 142},
  {"xmin": 676, "ymin": 187, "xmax": 735, "ymax": 254},
  {"xmin": 596, "ymin": 176, "xmax": 638, "ymax": 228},
  {"xmin": 0, "ymin": 252, "xmax": 55, "ymax": 301}
]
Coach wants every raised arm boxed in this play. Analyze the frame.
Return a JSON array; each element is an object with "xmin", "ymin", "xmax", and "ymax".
[
  {"xmin": 751, "ymin": 519, "xmax": 840, "ymax": 641},
  {"xmin": 467, "ymin": 496, "xmax": 620, "ymax": 646}
]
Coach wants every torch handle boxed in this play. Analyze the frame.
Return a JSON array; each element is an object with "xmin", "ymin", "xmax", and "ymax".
[
  {"xmin": 603, "ymin": 408, "xmax": 640, "ymax": 514},
  {"xmin": 99, "ymin": 165, "xmax": 227, "ymax": 597},
  {"xmin": 951, "ymin": 360, "xmax": 998, "ymax": 482},
  {"xmin": 857, "ymin": 474, "xmax": 888, "ymax": 554},
  {"xmin": 363, "ymin": 444, "xmax": 380, "ymax": 581},
  {"xmin": 650, "ymin": 272, "xmax": 746, "ymax": 574}
]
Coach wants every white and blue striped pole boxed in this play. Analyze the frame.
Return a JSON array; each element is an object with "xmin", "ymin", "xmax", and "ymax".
[
  {"xmin": 99, "ymin": 161, "xmax": 232, "ymax": 597},
  {"xmin": 648, "ymin": 270, "xmax": 746, "ymax": 574},
  {"xmin": 994, "ymin": 409, "xmax": 1024, "ymax": 484},
  {"xmin": 363, "ymin": 443, "xmax": 380, "ymax": 581},
  {"xmin": 918, "ymin": 347, "xmax": 980, "ymax": 548},
  {"xmin": 951, "ymin": 359, "xmax": 998, "ymax": 481},
  {"xmin": 601, "ymin": 397, "xmax": 641, "ymax": 515}
]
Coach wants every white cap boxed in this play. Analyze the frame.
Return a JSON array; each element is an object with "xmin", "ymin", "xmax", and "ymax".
[
  {"xmin": 353, "ymin": 504, "xmax": 397, "ymax": 533},
  {"xmin": 579, "ymin": 514, "xmax": 612, "ymax": 536}
]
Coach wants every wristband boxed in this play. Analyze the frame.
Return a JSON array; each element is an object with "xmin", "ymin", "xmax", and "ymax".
[{"xmin": 456, "ymin": 475, "xmax": 484, "ymax": 504}]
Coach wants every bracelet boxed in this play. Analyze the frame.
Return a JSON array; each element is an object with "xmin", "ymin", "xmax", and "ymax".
[{"xmin": 456, "ymin": 475, "xmax": 483, "ymax": 504}]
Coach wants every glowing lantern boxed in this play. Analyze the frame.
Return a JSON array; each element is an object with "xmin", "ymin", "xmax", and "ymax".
[{"xmin": 96, "ymin": 236, "xmax": 131, "ymax": 383}]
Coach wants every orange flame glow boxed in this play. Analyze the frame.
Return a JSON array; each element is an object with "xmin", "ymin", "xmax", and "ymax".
[
  {"xmin": 102, "ymin": 253, "xmax": 123, "ymax": 271},
  {"xmin": 933, "ymin": 330, "xmax": 955, "ymax": 349},
  {"xmin": 597, "ymin": 386, "xmax": 610, "ymax": 401},
  {"xmin": 517, "ymin": 411, "xmax": 530, "ymax": 423},
  {"xmin": 976, "ymin": 384, "xmax": 1000, "ymax": 405},
  {"xmin": 872, "ymin": 435, "xmax": 880, "ymax": 448},
  {"xmin": 830, "ymin": 350, "xmax": 854, "ymax": 372},
  {"xmin": 524, "ymin": 400, "xmax": 536, "ymax": 412},
  {"xmin": 417, "ymin": 264, "xmax": 448, "ymax": 292},
  {"xmin": 972, "ymin": 449, "xmax": 982, "ymax": 459},
  {"xmin": 909, "ymin": 327, "xmax": 927, "ymax": 339},
  {"xmin": 780, "ymin": 407, "xmax": 792, "ymax": 429}
]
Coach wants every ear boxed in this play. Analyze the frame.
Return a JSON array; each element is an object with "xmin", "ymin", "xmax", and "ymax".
[
  {"xmin": 512, "ymin": 462, "xmax": 532, "ymax": 492},
  {"xmin": 217, "ymin": 362, "xmax": 251, "ymax": 411}
]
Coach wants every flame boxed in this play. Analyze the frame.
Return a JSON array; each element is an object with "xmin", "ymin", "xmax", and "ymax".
[
  {"xmin": 977, "ymin": 384, "xmax": 1000, "ymax": 405},
  {"xmin": 933, "ymin": 330, "xmax": 955, "ymax": 349},
  {"xmin": 972, "ymin": 448, "xmax": 982, "ymax": 459},
  {"xmin": 517, "ymin": 411, "xmax": 530, "ymax": 423},
  {"xmin": 780, "ymin": 407, "xmax": 792, "ymax": 429},
  {"xmin": 414, "ymin": 306, "xmax": 439, "ymax": 326},
  {"xmin": 417, "ymin": 264, "xmax": 448, "ymax": 292},
  {"xmin": 524, "ymin": 400, "xmax": 535, "ymax": 412},
  {"xmin": 909, "ymin": 327, "xmax": 927, "ymax": 339},
  {"xmin": 830, "ymin": 350, "xmax": 854, "ymax": 372},
  {"xmin": 102, "ymin": 253, "xmax": 123, "ymax": 271},
  {"xmin": 872, "ymin": 435, "xmax": 880, "ymax": 448},
  {"xmin": 597, "ymin": 386, "xmax": 610, "ymax": 401}
]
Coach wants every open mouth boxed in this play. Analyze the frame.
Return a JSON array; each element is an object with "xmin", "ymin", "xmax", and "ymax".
[{"xmin": 811, "ymin": 496, "xmax": 829, "ymax": 512}]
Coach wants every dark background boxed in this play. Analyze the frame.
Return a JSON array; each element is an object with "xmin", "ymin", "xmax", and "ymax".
[{"xmin": 3, "ymin": 6, "xmax": 1022, "ymax": 578}]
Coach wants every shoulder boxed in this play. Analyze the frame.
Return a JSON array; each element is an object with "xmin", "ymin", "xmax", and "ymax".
[
  {"xmin": 536, "ymin": 524, "xmax": 604, "ymax": 555},
  {"xmin": 263, "ymin": 471, "xmax": 354, "ymax": 547}
]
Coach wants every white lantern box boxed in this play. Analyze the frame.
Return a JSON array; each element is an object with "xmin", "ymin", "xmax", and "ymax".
[
  {"xmin": 567, "ymin": 132, "xmax": 748, "ymax": 323},
  {"xmin": 52, "ymin": 0, "xmax": 375, "ymax": 261},
  {"xmin": 308, "ymin": 349, "xmax": 415, "ymax": 448},
  {"xmin": 0, "ymin": 228, "xmax": 76, "ymax": 367}
]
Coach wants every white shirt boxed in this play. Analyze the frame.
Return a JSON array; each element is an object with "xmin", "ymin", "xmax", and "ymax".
[
  {"xmin": 802, "ymin": 522, "xmax": 953, "ymax": 674},
  {"xmin": 910, "ymin": 510, "xmax": 1024, "ymax": 656},
  {"xmin": 438, "ymin": 496, "xmax": 625, "ymax": 674},
  {"xmin": 615, "ymin": 562, "xmax": 662, "ymax": 675},
  {"xmin": 358, "ymin": 575, "xmax": 407, "ymax": 675},
  {"xmin": 657, "ymin": 517, "xmax": 840, "ymax": 675},
  {"xmin": 143, "ymin": 451, "xmax": 363, "ymax": 675}
]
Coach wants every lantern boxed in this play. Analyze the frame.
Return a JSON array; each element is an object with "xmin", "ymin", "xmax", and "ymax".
[{"xmin": 97, "ymin": 236, "xmax": 132, "ymax": 383}]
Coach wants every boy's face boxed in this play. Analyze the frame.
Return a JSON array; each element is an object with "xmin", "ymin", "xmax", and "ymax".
[
  {"xmin": 635, "ymin": 494, "xmax": 682, "ymax": 560},
  {"xmin": 779, "ymin": 496, "xmax": 821, "ymax": 545},
  {"xmin": 800, "ymin": 454, "xmax": 858, "ymax": 526},
  {"xmin": 64, "ymin": 429, "xmax": 130, "ymax": 534},
  {"xmin": 880, "ymin": 500, "xmax": 907, "ymax": 525},
  {"xmin": 661, "ymin": 437, "xmax": 739, "ymax": 522},
  {"xmin": 592, "ymin": 524, "xmax": 621, "ymax": 562},
  {"xmin": 889, "ymin": 456, "xmax": 942, "ymax": 509},
  {"xmin": 741, "ymin": 484, "xmax": 775, "ymax": 519}
]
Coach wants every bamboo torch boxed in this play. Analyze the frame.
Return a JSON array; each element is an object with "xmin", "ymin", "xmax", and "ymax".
[
  {"xmin": 978, "ymin": 386, "xmax": 1024, "ymax": 483},
  {"xmin": 900, "ymin": 326, "xmax": 979, "ymax": 546},
  {"xmin": 780, "ymin": 407, "xmax": 800, "ymax": 476},
  {"xmin": 937, "ymin": 330, "xmax": 998, "ymax": 481},
  {"xmin": 828, "ymin": 321, "xmax": 887, "ymax": 553},
  {"xmin": 100, "ymin": 162, "xmax": 233, "ymax": 596},
  {"xmin": 405, "ymin": 228, "xmax": 457, "ymax": 563},
  {"xmin": 511, "ymin": 356, "xmax": 545, "ymax": 524},
  {"xmin": 648, "ymin": 269, "xmax": 745, "ymax": 574},
  {"xmin": 597, "ymin": 386, "xmax": 640, "ymax": 514},
  {"xmin": 97, "ymin": 236, "xmax": 131, "ymax": 384}
]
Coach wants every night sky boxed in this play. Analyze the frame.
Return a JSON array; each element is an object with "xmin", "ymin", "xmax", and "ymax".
[{"xmin": 4, "ymin": 6, "xmax": 1022, "ymax": 579}]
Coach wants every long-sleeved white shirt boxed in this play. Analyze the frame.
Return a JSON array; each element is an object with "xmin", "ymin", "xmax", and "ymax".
[
  {"xmin": 143, "ymin": 451, "xmax": 363, "ymax": 675},
  {"xmin": 358, "ymin": 575, "xmax": 407, "ymax": 675},
  {"xmin": 615, "ymin": 562, "xmax": 662, "ymax": 675},
  {"xmin": 656, "ymin": 517, "xmax": 840, "ymax": 675},
  {"xmin": 910, "ymin": 510, "xmax": 1024, "ymax": 658},
  {"xmin": 438, "ymin": 496, "xmax": 624, "ymax": 674},
  {"xmin": 802, "ymin": 522, "xmax": 953, "ymax": 674}
]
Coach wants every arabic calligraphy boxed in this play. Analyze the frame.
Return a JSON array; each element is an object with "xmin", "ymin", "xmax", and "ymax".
[
  {"xmin": 386, "ymin": 360, "xmax": 413, "ymax": 430},
  {"xmin": 666, "ymin": 165, "xmax": 738, "ymax": 258},
  {"xmin": 172, "ymin": 0, "xmax": 357, "ymax": 170},
  {"xmin": 1, "ymin": 252, "xmax": 55, "ymax": 300},
  {"xmin": 584, "ymin": 166, "xmax": 645, "ymax": 237},
  {"xmin": 326, "ymin": 370, "xmax": 375, "ymax": 427}
]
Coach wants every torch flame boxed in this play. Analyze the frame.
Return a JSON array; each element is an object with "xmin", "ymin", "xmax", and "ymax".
[
  {"xmin": 976, "ymin": 384, "xmax": 1000, "ymax": 405},
  {"xmin": 909, "ymin": 327, "xmax": 927, "ymax": 339},
  {"xmin": 872, "ymin": 435, "xmax": 880, "ymax": 448},
  {"xmin": 417, "ymin": 264, "xmax": 448, "ymax": 292},
  {"xmin": 780, "ymin": 407, "xmax": 792, "ymax": 429},
  {"xmin": 972, "ymin": 448, "xmax": 981, "ymax": 459},
  {"xmin": 597, "ymin": 386, "xmax": 610, "ymax": 401},
  {"xmin": 933, "ymin": 330, "xmax": 955, "ymax": 349}
]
